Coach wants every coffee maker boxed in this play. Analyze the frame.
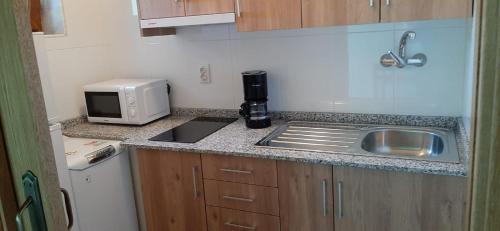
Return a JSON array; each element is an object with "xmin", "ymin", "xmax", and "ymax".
[{"xmin": 239, "ymin": 70, "xmax": 271, "ymax": 129}]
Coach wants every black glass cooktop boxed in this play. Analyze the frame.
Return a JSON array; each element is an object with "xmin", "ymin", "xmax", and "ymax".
[{"xmin": 149, "ymin": 117, "xmax": 238, "ymax": 143}]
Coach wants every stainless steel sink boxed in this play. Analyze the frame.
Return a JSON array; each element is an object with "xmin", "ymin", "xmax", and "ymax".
[
  {"xmin": 256, "ymin": 121, "xmax": 460, "ymax": 163},
  {"xmin": 361, "ymin": 129, "xmax": 444, "ymax": 157}
]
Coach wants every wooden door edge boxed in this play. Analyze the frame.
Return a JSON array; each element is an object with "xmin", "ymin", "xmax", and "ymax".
[{"xmin": 0, "ymin": 122, "xmax": 18, "ymax": 231}]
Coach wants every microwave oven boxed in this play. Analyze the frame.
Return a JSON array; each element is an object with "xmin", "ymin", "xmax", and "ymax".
[{"xmin": 83, "ymin": 79, "xmax": 171, "ymax": 125}]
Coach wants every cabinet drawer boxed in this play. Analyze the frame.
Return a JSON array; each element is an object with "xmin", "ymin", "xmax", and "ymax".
[
  {"xmin": 207, "ymin": 206, "xmax": 280, "ymax": 231},
  {"xmin": 204, "ymin": 180, "xmax": 279, "ymax": 215},
  {"xmin": 202, "ymin": 154, "xmax": 278, "ymax": 187}
]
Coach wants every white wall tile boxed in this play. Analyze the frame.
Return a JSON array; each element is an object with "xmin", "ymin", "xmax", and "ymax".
[{"xmin": 393, "ymin": 26, "xmax": 466, "ymax": 116}]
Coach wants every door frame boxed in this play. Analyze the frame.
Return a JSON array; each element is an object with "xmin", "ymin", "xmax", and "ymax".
[{"xmin": 469, "ymin": 0, "xmax": 500, "ymax": 229}]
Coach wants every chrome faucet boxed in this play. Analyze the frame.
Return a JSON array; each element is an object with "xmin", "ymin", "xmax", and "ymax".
[
  {"xmin": 399, "ymin": 31, "xmax": 415, "ymax": 58},
  {"xmin": 380, "ymin": 31, "xmax": 427, "ymax": 68}
]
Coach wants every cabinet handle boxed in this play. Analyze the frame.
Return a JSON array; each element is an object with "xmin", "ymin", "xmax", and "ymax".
[
  {"xmin": 219, "ymin": 168, "xmax": 252, "ymax": 174},
  {"xmin": 369, "ymin": 0, "xmax": 374, "ymax": 7},
  {"xmin": 224, "ymin": 221, "xmax": 256, "ymax": 230},
  {"xmin": 192, "ymin": 167, "xmax": 198, "ymax": 198},
  {"xmin": 385, "ymin": 0, "xmax": 390, "ymax": 6},
  {"xmin": 223, "ymin": 195, "xmax": 254, "ymax": 202},
  {"xmin": 322, "ymin": 179, "xmax": 328, "ymax": 217},
  {"xmin": 336, "ymin": 181, "xmax": 343, "ymax": 219},
  {"xmin": 236, "ymin": 0, "xmax": 241, "ymax": 17}
]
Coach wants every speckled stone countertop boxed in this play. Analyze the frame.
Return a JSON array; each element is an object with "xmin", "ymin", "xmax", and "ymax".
[{"xmin": 63, "ymin": 109, "xmax": 469, "ymax": 177}]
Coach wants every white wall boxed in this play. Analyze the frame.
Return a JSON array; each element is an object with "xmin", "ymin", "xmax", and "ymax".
[{"xmin": 43, "ymin": 0, "xmax": 472, "ymax": 121}]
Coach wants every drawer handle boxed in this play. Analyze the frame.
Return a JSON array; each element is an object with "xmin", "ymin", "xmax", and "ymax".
[
  {"xmin": 223, "ymin": 195, "xmax": 254, "ymax": 202},
  {"xmin": 219, "ymin": 168, "xmax": 253, "ymax": 175},
  {"xmin": 224, "ymin": 221, "xmax": 256, "ymax": 230}
]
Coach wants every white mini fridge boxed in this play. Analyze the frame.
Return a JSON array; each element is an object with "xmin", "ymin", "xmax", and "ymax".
[{"xmin": 64, "ymin": 137, "xmax": 139, "ymax": 231}]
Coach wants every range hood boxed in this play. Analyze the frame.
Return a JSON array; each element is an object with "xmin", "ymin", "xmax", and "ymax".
[{"xmin": 140, "ymin": 13, "xmax": 235, "ymax": 29}]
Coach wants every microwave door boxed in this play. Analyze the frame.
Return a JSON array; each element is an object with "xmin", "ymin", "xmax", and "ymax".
[{"xmin": 85, "ymin": 92, "xmax": 123, "ymax": 119}]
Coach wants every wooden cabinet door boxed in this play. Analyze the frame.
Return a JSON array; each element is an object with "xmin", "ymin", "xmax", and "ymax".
[
  {"xmin": 136, "ymin": 149, "xmax": 207, "ymax": 231},
  {"xmin": 381, "ymin": 0, "xmax": 472, "ymax": 22},
  {"xmin": 278, "ymin": 161, "xmax": 334, "ymax": 231},
  {"xmin": 236, "ymin": 0, "xmax": 301, "ymax": 32},
  {"xmin": 333, "ymin": 167, "xmax": 467, "ymax": 231},
  {"xmin": 185, "ymin": 0, "xmax": 234, "ymax": 16},
  {"xmin": 302, "ymin": 0, "xmax": 380, "ymax": 28},
  {"xmin": 138, "ymin": 0, "xmax": 186, "ymax": 19}
]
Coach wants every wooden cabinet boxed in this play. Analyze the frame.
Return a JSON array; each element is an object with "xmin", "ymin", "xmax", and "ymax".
[
  {"xmin": 236, "ymin": 0, "xmax": 302, "ymax": 32},
  {"xmin": 137, "ymin": 0, "xmax": 473, "ymax": 31},
  {"xmin": 380, "ymin": 0, "xmax": 473, "ymax": 22},
  {"xmin": 135, "ymin": 149, "xmax": 467, "ymax": 231},
  {"xmin": 185, "ymin": 0, "xmax": 234, "ymax": 16},
  {"xmin": 301, "ymin": 0, "xmax": 472, "ymax": 28},
  {"xmin": 136, "ymin": 149, "xmax": 207, "ymax": 231},
  {"xmin": 138, "ymin": 0, "xmax": 186, "ymax": 19},
  {"xmin": 302, "ymin": 0, "xmax": 379, "ymax": 27},
  {"xmin": 333, "ymin": 167, "xmax": 466, "ymax": 231},
  {"xmin": 277, "ymin": 161, "xmax": 334, "ymax": 231},
  {"xmin": 202, "ymin": 154, "xmax": 278, "ymax": 187}
]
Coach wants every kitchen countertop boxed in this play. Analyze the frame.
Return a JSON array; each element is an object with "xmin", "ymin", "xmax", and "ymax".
[{"xmin": 63, "ymin": 113, "xmax": 469, "ymax": 177}]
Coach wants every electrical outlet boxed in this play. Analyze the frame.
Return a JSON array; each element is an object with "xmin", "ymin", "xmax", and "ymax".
[{"xmin": 200, "ymin": 65, "xmax": 211, "ymax": 84}]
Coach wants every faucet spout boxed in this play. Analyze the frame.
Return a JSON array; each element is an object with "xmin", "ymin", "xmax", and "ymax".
[{"xmin": 399, "ymin": 31, "xmax": 416, "ymax": 58}]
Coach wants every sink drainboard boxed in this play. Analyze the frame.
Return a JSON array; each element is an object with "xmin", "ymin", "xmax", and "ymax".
[{"xmin": 265, "ymin": 125, "xmax": 360, "ymax": 152}]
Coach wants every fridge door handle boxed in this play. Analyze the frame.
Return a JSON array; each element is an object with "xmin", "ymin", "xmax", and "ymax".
[{"xmin": 61, "ymin": 188, "xmax": 74, "ymax": 230}]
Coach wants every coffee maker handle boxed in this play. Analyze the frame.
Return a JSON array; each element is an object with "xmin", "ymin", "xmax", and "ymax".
[{"xmin": 239, "ymin": 102, "xmax": 250, "ymax": 119}]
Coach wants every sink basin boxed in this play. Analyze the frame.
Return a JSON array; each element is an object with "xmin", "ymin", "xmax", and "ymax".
[
  {"xmin": 361, "ymin": 129, "xmax": 444, "ymax": 157},
  {"xmin": 256, "ymin": 121, "xmax": 460, "ymax": 163}
]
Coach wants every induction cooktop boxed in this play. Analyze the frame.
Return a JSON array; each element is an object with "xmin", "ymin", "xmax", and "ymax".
[{"xmin": 148, "ymin": 117, "xmax": 238, "ymax": 143}]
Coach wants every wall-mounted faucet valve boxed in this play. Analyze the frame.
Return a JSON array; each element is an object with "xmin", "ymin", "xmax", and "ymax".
[{"xmin": 380, "ymin": 31, "xmax": 427, "ymax": 68}]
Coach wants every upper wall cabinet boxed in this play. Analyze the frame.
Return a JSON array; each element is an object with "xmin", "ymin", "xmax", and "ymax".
[
  {"xmin": 137, "ymin": 0, "xmax": 473, "ymax": 32},
  {"xmin": 301, "ymin": 0, "xmax": 473, "ymax": 29},
  {"xmin": 185, "ymin": 0, "xmax": 235, "ymax": 16},
  {"xmin": 380, "ymin": 0, "xmax": 473, "ymax": 22},
  {"xmin": 138, "ymin": 0, "xmax": 186, "ymax": 19},
  {"xmin": 236, "ymin": 0, "xmax": 302, "ymax": 32},
  {"xmin": 302, "ymin": 0, "xmax": 380, "ymax": 27}
]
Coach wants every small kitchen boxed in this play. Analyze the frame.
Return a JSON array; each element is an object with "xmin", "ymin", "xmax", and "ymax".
[{"xmin": 5, "ymin": 0, "xmax": 482, "ymax": 230}]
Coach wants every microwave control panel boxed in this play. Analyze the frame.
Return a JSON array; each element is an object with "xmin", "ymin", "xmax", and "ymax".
[{"xmin": 124, "ymin": 87, "xmax": 137, "ymax": 121}]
